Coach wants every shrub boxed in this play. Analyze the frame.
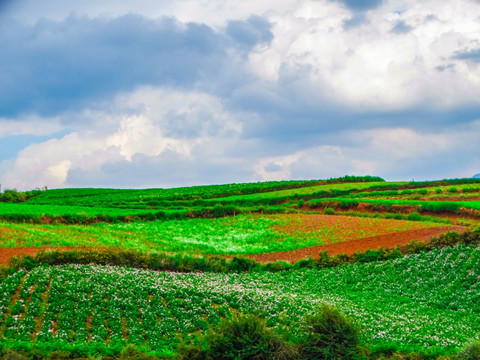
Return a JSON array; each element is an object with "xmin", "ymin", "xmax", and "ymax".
[
  {"xmin": 407, "ymin": 212, "xmax": 422, "ymax": 221},
  {"xmin": 178, "ymin": 313, "xmax": 298, "ymax": 360},
  {"xmin": 457, "ymin": 340, "xmax": 480, "ymax": 360},
  {"xmin": 0, "ymin": 350, "xmax": 29, "ymax": 360},
  {"xmin": 430, "ymin": 232, "xmax": 462, "ymax": 249},
  {"xmin": 1, "ymin": 190, "xmax": 27, "ymax": 203},
  {"xmin": 229, "ymin": 257, "xmax": 260, "ymax": 272},
  {"xmin": 263, "ymin": 261, "xmax": 290, "ymax": 272},
  {"xmin": 45, "ymin": 350, "xmax": 74, "ymax": 359},
  {"xmin": 117, "ymin": 344, "xmax": 157, "ymax": 360},
  {"xmin": 403, "ymin": 240, "xmax": 430, "ymax": 254},
  {"xmin": 299, "ymin": 303, "xmax": 360, "ymax": 360},
  {"xmin": 324, "ymin": 207, "xmax": 336, "ymax": 215}
]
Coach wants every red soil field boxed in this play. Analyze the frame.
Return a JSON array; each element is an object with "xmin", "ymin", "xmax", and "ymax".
[
  {"xmin": 0, "ymin": 247, "xmax": 77, "ymax": 266},
  {"xmin": 0, "ymin": 214, "xmax": 466, "ymax": 266},
  {"xmin": 246, "ymin": 225, "xmax": 466, "ymax": 263}
]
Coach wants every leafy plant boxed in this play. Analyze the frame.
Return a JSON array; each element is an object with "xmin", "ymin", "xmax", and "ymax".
[
  {"xmin": 457, "ymin": 340, "xmax": 480, "ymax": 360},
  {"xmin": 299, "ymin": 303, "xmax": 361, "ymax": 360}
]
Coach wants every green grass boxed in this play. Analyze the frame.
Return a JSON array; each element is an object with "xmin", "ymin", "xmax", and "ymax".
[{"xmin": 1, "ymin": 244, "xmax": 479, "ymax": 356}]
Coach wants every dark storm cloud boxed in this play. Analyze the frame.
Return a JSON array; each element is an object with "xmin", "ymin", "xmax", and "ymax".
[
  {"xmin": 0, "ymin": 14, "xmax": 268, "ymax": 117},
  {"xmin": 453, "ymin": 48, "xmax": 480, "ymax": 62}
]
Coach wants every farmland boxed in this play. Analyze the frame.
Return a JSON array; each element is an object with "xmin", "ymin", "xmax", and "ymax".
[{"xmin": 0, "ymin": 176, "xmax": 480, "ymax": 359}]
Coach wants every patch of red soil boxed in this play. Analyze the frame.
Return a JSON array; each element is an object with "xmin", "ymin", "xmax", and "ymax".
[
  {"xmin": 0, "ymin": 247, "xmax": 78, "ymax": 266},
  {"xmin": 271, "ymin": 214, "xmax": 432, "ymax": 238},
  {"xmin": 245, "ymin": 225, "xmax": 466, "ymax": 263}
]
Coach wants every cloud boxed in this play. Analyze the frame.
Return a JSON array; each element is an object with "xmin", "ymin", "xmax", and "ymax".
[
  {"xmin": 1, "ymin": 87, "xmax": 245, "ymax": 189},
  {"xmin": 246, "ymin": 0, "xmax": 480, "ymax": 113},
  {"xmin": 453, "ymin": 48, "xmax": 480, "ymax": 62},
  {"xmin": 0, "ymin": 14, "xmax": 261, "ymax": 117},
  {"xmin": 390, "ymin": 20, "xmax": 413, "ymax": 34},
  {"xmin": 226, "ymin": 16, "xmax": 273, "ymax": 48},
  {"xmin": 252, "ymin": 123, "xmax": 480, "ymax": 181},
  {"xmin": 2, "ymin": 0, "xmax": 480, "ymax": 188},
  {"xmin": 0, "ymin": 115, "xmax": 65, "ymax": 137},
  {"xmin": 335, "ymin": 0, "xmax": 384, "ymax": 11}
]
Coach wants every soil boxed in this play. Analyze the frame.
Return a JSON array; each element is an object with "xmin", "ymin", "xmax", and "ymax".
[
  {"xmin": 270, "ymin": 214, "xmax": 433, "ymax": 238},
  {"xmin": 0, "ymin": 246, "xmax": 78, "ymax": 266},
  {"xmin": 245, "ymin": 225, "xmax": 466, "ymax": 263}
]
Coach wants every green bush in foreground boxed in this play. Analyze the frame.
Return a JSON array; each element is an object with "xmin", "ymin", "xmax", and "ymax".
[
  {"xmin": 299, "ymin": 303, "xmax": 361, "ymax": 360},
  {"xmin": 457, "ymin": 340, "xmax": 480, "ymax": 360},
  {"xmin": 177, "ymin": 305, "xmax": 366, "ymax": 360},
  {"xmin": 178, "ymin": 312, "xmax": 298, "ymax": 360}
]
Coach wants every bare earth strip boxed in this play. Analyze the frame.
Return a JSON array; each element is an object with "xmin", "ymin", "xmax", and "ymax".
[
  {"xmin": 245, "ymin": 226, "xmax": 466, "ymax": 263},
  {"xmin": 0, "ymin": 247, "xmax": 78, "ymax": 266}
]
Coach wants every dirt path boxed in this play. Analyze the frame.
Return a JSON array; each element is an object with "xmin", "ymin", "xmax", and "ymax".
[{"xmin": 245, "ymin": 225, "xmax": 466, "ymax": 263}]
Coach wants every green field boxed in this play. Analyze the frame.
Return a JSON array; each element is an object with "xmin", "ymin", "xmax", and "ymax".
[
  {"xmin": 0, "ymin": 176, "xmax": 480, "ymax": 359},
  {"xmin": 1, "ymin": 245, "xmax": 479, "ymax": 357}
]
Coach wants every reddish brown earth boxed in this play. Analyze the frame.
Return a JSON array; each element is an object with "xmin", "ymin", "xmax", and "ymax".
[
  {"xmin": 245, "ymin": 225, "xmax": 466, "ymax": 263},
  {"xmin": 0, "ymin": 246, "xmax": 78, "ymax": 266}
]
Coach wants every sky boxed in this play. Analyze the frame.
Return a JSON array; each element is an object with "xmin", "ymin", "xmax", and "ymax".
[{"xmin": 1, "ymin": 0, "xmax": 480, "ymax": 190}]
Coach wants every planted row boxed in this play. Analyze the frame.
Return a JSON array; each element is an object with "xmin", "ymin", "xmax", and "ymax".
[{"xmin": 1, "ymin": 244, "xmax": 480, "ymax": 356}]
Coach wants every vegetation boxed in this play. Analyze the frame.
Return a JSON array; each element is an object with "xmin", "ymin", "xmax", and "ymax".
[
  {"xmin": 1, "ymin": 238, "xmax": 480, "ymax": 356},
  {"xmin": 0, "ymin": 176, "xmax": 479, "ymax": 359},
  {"xmin": 0, "ymin": 214, "xmax": 440, "ymax": 255}
]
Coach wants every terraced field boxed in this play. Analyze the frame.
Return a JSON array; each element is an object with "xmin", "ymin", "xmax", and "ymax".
[{"xmin": 0, "ymin": 176, "xmax": 479, "ymax": 359}]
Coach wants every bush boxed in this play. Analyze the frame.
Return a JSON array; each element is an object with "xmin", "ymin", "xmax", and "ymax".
[
  {"xmin": 0, "ymin": 350, "xmax": 28, "ymax": 360},
  {"xmin": 457, "ymin": 340, "xmax": 480, "ymax": 360},
  {"xmin": 178, "ymin": 313, "xmax": 298, "ymax": 360},
  {"xmin": 117, "ymin": 344, "xmax": 157, "ymax": 360},
  {"xmin": 299, "ymin": 303, "xmax": 360, "ymax": 360},
  {"xmin": 229, "ymin": 257, "xmax": 259, "ymax": 272},
  {"xmin": 324, "ymin": 207, "xmax": 336, "ymax": 215},
  {"xmin": 1, "ymin": 190, "xmax": 27, "ymax": 203},
  {"xmin": 407, "ymin": 212, "xmax": 422, "ymax": 221}
]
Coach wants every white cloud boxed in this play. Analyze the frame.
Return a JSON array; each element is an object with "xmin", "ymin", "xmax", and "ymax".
[
  {"xmin": 353, "ymin": 128, "xmax": 451, "ymax": 159},
  {"xmin": 253, "ymin": 123, "xmax": 480, "ymax": 182},
  {"xmin": 0, "ymin": 115, "xmax": 64, "ymax": 138},
  {"xmin": 1, "ymin": 87, "xmax": 243, "ymax": 189},
  {"xmin": 248, "ymin": 0, "xmax": 480, "ymax": 110}
]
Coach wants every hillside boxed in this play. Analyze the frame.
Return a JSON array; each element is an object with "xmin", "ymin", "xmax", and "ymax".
[{"xmin": 0, "ymin": 176, "xmax": 480, "ymax": 359}]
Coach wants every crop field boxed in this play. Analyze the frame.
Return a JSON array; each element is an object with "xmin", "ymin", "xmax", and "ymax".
[
  {"xmin": 0, "ymin": 214, "xmax": 441, "ymax": 256},
  {"xmin": 0, "ymin": 176, "xmax": 479, "ymax": 359},
  {"xmin": 1, "ymin": 245, "xmax": 479, "ymax": 356}
]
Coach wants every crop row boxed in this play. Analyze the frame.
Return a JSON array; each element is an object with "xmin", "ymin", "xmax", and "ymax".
[
  {"xmin": 24, "ymin": 179, "xmax": 332, "ymax": 207},
  {"xmin": 307, "ymin": 197, "xmax": 480, "ymax": 214},
  {"xmin": 1, "ymin": 244, "xmax": 479, "ymax": 356}
]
